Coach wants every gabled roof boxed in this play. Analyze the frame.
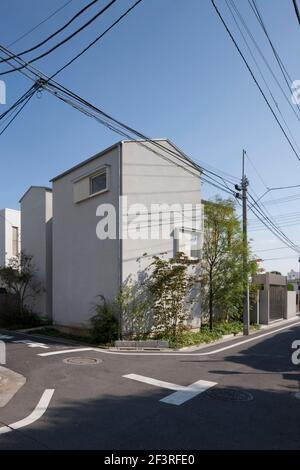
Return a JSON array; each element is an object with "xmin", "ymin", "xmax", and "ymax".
[
  {"xmin": 50, "ymin": 139, "xmax": 203, "ymax": 183},
  {"xmin": 19, "ymin": 186, "xmax": 52, "ymax": 203}
]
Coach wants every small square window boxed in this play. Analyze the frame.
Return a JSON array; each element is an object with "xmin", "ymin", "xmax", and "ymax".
[
  {"xmin": 177, "ymin": 229, "xmax": 201, "ymax": 259},
  {"xmin": 12, "ymin": 226, "xmax": 19, "ymax": 257},
  {"xmin": 90, "ymin": 171, "xmax": 107, "ymax": 195}
]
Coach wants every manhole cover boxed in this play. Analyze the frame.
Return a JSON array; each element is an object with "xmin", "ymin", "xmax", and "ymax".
[
  {"xmin": 205, "ymin": 387, "xmax": 254, "ymax": 402},
  {"xmin": 63, "ymin": 357, "xmax": 102, "ymax": 365}
]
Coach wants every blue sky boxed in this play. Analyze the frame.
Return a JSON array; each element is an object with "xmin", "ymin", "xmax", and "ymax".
[{"xmin": 1, "ymin": 0, "xmax": 300, "ymax": 275}]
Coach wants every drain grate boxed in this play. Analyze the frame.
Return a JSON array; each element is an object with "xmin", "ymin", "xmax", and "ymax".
[
  {"xmin": 63, "ymin": 357, "xmax": 102, "ymax": 365},
  {"xmin": 205, "ymin": 387, "xmax": 254, "ymax": 402}
]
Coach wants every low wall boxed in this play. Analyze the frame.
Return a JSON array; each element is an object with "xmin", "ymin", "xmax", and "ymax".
[{"xmin": 286, "ymin": 291, "xmax": 297, "ymax": 319}]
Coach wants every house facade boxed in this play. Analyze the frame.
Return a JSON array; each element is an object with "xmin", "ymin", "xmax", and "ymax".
[
  {"xmin": 0, "ymin": 208, "xmax": 20, "ymax": 267},
  {"xmin": 20, "ymin": 139, "xmax": 203, "ymax": 331}
]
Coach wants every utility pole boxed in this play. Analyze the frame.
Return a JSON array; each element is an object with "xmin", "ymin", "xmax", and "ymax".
[
  {"xmin": 242, "ymin": 150, "xmax": 250, "ymax": 335},
  {"xmin": 235, "ymin": 150, "xmax": 250, "ymax": 335}
]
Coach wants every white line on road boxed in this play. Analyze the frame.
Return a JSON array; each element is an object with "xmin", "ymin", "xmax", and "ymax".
[
  {"xmin": 123, "ymin": 373, "xmax": 217, "ymax": 405},
  {"xmin": 39, "ymin": 347, "xmax": 94, "ymax": 357},
  {"xmin": 160, "ymin": 380, "xmax": 217, "ymax": 405},
  {"xmin": 13, "ymin": 340, "xmax": 49, "ymax": 349},
  {"xmin": 37, "ymin": 320, "xmax": 300, "ymax": 358},
  {"xmin": 123, "ymin": 373, "xmax": 185, "ymax": 391},
  {"xmin": 0, "ymin": 389, "xmax": 55, "ymax": 435}
]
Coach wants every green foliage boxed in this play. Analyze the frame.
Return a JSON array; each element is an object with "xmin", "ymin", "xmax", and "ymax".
[
  {"xmin": 170, "ymin": 321, "xmax": 260, "ymax": 348},
  {"xmin": 90, "ymin": 295, "xmax": 119, "ymax": 344},
  {"xmin": 145, "ymin": 251, "xmax": 200, "ymax": 339},
  {"xmin": 0, "ymin": 252, "xmax": 41, "ymax": 316},
  {"xmin": 116, "ymin": 276, "xmax": 152, "ymax": 339},
  {"xmin": 201, "ymin": 198, "xmax": 258, "ymax": 328},
  {"xmin": 0, "ymin": 296, "xmax": 43, "ymax": 329},
  {"xmin": 287, "ymin": 283, "xmax": 294, "ymax": 291}
]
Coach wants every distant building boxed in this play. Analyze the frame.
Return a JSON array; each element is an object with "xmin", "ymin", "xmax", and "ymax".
[
  {"xmin": 0, "ymin": 208, "xmax": 20, "ymax": 267},
  {"xmin": 287, "ymin": 269, "xmax": 300, "ymax": 292},
  {"xmin": 19, "ymin": 186, "xmax": 53, "ymax": 319}
]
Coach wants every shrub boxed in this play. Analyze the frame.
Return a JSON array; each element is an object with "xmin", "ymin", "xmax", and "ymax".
[
  {"xmin": 116, "ymin": 276, "xmax": 152, "ymax": 340},
  {"xmin": 0, "ymin": 296, "xmax": 42, "ymax": 329},
  {"xmin": 0, "ymin": 252, "xmax": 42, "ymax": 315},
  {"xmin": 146, "ymin": 252, "xmax": 200, "ymax": 339},
  {"xmin": 90, "ymin": 295, "xmax": 119, "ymax": 344}
]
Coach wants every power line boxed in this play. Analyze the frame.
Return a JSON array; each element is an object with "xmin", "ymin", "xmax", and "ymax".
[
  {"xmin": 0, "ymin": 84, "xmax": 37, "ymax": 122},
  {"xmin": 3, "ymin": 45, "xmax": 298, "ymax": 255},
  {"xmin": 0, "ymin": 18, "xmax": 239, "ymax": 194},
  {"xmin": 292, "ymin": 0, "xmax": 300, "ymax": 25},
  {"xmin": 263, "ymin": 192, "xmax": 300, "ymax": 205},
  {"xmin": 228, "ymin": 0, "xmax": 300, "ymax": 124},
  {"xmin": 50, "ymin": 0, "xmax": 144, "ymax": 80},
  {"xmin": 0, "ymin": 0, "xmax": 118, "ymax": 75},
  {"xmin": 0, "ymin": 90, "xmax": 35, "ymax": 136},
  {"xmin": 249, "ymin": 0, "xmax": 300, "ymax": 113},
  {"xmin": 259, "ymin": 255, "xmax": 297, "ymax": 261},
  {"xmin": 248, "ymin": 192, "xmax": 300, "ymax": 252},
  {"xmin": 7, "ymin": 0, "xmax": 74, "ymax": 48},
  {"xmin": 0, "ymin": 36, "xmax": 238, "ymax": 199},
  {"xmin": 210, "ymin": 0, "xmax": 300, "ymax": 162},
  {"xmin": 254, "ymin": 246, "xmax": 294, "ymax": 252},
  {"xmin": 0, "ymin": 0, "xmax": 101, "ymax": 63}
]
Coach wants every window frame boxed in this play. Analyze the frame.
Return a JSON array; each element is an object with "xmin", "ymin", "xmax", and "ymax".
[
  {"xmin": 12, "ymin": 226, "xmax": 19, "ymax": 257},
  {"xmin": 174, "ymin": 227, "xmax": 202, "ymax": 260},
  {"xmin": 89, "ymin": 169, "xmax": 108, "ymax": 197}
]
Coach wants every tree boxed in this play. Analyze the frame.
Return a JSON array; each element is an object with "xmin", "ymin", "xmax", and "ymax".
[
  {"xmin": 146, "ymin": 251, "xmax": 200, "ymax": 339},
  {"xmin": 0, "ymin": 252, "xmax": 41, "ymax": 315},
  {"xmin": 116, "ymin": 275, "xmax": 152, "ymax": 340},
  {"xmin": 201, "ymin": 198, "xmax": 257, "ymax": 329}
]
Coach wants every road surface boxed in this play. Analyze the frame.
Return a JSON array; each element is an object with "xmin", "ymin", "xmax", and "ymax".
[{"xmin": 0, "ymin": 320, "xmax": 299, "ymax": 449}]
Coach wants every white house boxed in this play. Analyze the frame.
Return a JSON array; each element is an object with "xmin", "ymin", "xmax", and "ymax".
[
  {"xmin": 19, "ymin": 187, "xmax": 53, "ymax": 319},
  {"xmin": 20, "ymin": 139, "xmax": 203, "ymax": 331},
  {"xmin": 0, "ymin": 208, "xmax": 20, "ymax": 267},
  {"xmin": 51, "ymin": 139, "xmax": 202, "ymax": 331}
]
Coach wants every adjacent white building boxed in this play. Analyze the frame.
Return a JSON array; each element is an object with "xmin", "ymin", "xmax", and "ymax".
[
  {"xmin": 0, "ymin": 208, "xmax": 20, "ymax": 267},
  {"xmin": 19, "ymin": 186, "xmax": 53, "ymax": 319}
]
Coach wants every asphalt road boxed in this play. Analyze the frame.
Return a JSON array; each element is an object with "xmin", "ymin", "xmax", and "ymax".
[{"xmin": 0, "ymin": 320, "xmax": 300, "ymax": 450}]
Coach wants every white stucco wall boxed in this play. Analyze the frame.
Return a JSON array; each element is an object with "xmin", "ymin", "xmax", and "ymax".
[
  {"xmin": 0, "ymin": 208, "xmax": 21, "ymax": 267},
  {"xmin": 286, "ymin": 291, "xmax": 297, "ymax": 318},
  {"xmin": 20, "ymin": 187, "xmax": 52, "ymax": 318},
  {"xmin": 121, "ymin": 140, "xmax": 202, "ymax": 327},
  {"xmin": 52, "ymin": 145, "xmax": 121, "ymax": 328}
]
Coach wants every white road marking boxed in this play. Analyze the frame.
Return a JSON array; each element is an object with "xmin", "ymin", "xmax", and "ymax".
[
  {"xmin": 0, "ymin": 389, "xmax": 54, "ymax": 435},
  {"xmin": 37, "ymin": 320, "xmax": 300, "ymax": 358},
  {"xmin": 123, "ymin": 373, "xmax": 217, "ymax": 406},
  {"xmin": 39, "ymin": 347, "xmax": 94, "ymax": 357},
  {"xmin": 13, "ymin": 340, "xmax": 49, "ymax": 349},
  {"xmin": 123, "ymin": 373, "xmax": 185, "ymax": 391},
  {"xmin": 160, "ymin": 380, "xmax": 217, "ymax": 405},
  {"xmin": 0, "ymin": 335, "xmax": 14, "ymax": 340}
]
